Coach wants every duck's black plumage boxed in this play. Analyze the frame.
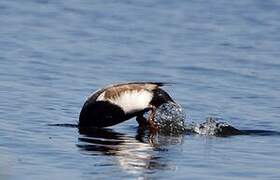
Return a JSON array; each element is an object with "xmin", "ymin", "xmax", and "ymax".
[{"xmin": 79, "ymin": 82, "xmax": 174, "ymax": 128}]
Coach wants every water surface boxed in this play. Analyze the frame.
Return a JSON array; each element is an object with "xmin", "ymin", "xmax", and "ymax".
[{"xmin": 1, "ymin": 0, "xmax": 280, "ymax": 179}]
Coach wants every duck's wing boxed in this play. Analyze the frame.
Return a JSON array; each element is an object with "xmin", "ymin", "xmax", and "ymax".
[
  {"xmin": 99, "ymin": 82, "xmax": 167, "ymax": 100},
  {"xmin": 87, "ymin": 82, "xmax": 166, "ymax": 101},
  {"xmin": 117, "ymin": 82, "xmax": 166, "ymax": 89}
]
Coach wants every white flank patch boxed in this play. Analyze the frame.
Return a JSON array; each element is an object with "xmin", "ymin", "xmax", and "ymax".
[
  {"xmin": 96, "ymin": 91, "xmax": 105, "ymax": 101},
  {"xmin": 98, "ymin": 90, "xmax": 153, "ymax": 113}
]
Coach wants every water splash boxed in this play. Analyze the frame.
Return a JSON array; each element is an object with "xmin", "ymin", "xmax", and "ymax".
[
  {"xmin": 153, "ymin": 103, "xmax": 243, "ymax": 136},
  {"xmin": 187, "ymin": 117, "xmax": 244, "ymax": 136},
  {"xmin": 153, "ymin": 102, "xmax": 186, "ymax": 134}
]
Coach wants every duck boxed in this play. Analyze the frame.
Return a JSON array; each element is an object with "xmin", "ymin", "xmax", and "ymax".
[{"xmin": 79, "ymin": 82, "xmax": 175, "ymax": 129}]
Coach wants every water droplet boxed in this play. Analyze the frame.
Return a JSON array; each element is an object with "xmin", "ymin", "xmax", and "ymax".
[{"xmin": 154, "ymin": 102, "xmax": 186, "ymax": 134}]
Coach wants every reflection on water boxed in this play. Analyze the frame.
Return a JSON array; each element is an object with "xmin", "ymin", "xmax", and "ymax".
[
  {"xmin": 2, "ymin": 0, "xmax": 280, "ymax": 178},
  {"xmin": 77, "ymin": 128, "xmax": 183, "ymax": 175}
]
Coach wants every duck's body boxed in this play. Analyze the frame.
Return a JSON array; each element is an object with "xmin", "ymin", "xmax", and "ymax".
[{"xmin": 79, "ymin": 82, "xmax": 174, "ymax": 128}]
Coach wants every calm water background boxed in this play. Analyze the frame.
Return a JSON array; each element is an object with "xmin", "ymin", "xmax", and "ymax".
[{"xmin": 1, "ymin": 0, "xmax": 280, "ymax": 179}]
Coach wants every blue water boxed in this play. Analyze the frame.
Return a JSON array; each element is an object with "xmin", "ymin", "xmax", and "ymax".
[{"xmin": 1, "ymin": 0, "xmax": 280, "ymax": 179}]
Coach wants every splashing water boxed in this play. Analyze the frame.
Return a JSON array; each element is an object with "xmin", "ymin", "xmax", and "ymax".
[
  {"xmin": 186, "ymin": 117, "xmax": 244, "ymax": 136},
  {"xmin": 154, "ymin": 103, "xmax": 186, "ymax": 134},
  {"xmin": 152, "ymin": 103, "xmax": 243, "ymax": 136}
]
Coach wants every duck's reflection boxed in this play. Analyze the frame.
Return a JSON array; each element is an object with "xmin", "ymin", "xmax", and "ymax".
[{"xmin": 77, "ymin": 127, "xmax": 183, "ymax": 174}]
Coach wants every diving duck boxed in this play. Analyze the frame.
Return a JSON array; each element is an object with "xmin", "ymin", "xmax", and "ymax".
[{"xmin": 79, "ymin": 82, "xmax": 175, "ymax": 129}]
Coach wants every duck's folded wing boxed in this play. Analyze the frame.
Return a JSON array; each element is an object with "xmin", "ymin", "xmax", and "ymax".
[{"xmin": 86, "ymin": 82, "xmax": 167, "ymax": 102}]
